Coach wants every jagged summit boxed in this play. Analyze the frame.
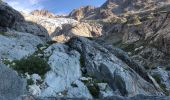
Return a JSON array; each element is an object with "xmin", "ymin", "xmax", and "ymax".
[
  {"xmin": 30, "ymin": 9, "xmax": 57, "ymax": 18},
  {"xmin": 69, "ymin": 5, "xmax": 96, "ymax": 21},
  {"xmin": 69, "ymin": 0, "xmax": 170, "ymax": 20},
  {"xmin": 101, "ymin": 0, "xmax": 170, "ymax": 13}
]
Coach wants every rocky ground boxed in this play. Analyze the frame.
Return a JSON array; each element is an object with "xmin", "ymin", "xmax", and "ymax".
[{"xmin": 1, "ymin": 0, "xmax": 170, "ymax": 100}]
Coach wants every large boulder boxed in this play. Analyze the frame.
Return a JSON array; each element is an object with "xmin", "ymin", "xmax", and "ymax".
[
  {"xmin": 0, "ymin": 30, "xmax": 44, "ymax": 61},
  {"xmin": 27, "ymin": 43, "xmax": 92, "ymax": 99},
  {"xmin": 13, "ymin": 21, "xmax": 51, "ymax": 42},
  {"xmin": 0, "ymin": 1, "xmax": 50, "ymax": 42},
  {"xmin": 0, "ymin": 2, "xmax": 24, "ymax": 30},
  {"xmin": 0, "ymin": 63, "xmax": 26, "ymax": 100}
]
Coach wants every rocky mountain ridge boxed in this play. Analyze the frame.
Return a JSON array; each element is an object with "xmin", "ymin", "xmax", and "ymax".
[
  {"xmin": 69, "ymin": 0, "xmax": 170, "ymax": 20},
  {"xmin": 30, "ymin": 9, "xmax": 67, "ymax": 18}
]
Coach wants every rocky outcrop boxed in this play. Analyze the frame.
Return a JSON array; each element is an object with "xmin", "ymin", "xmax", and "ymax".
[
  {"xmin": 0, "ymin": 23, "xmax": 169, "ymax": 100},
  {"xmin": 101, "ymin": 6, "xmax": 170, "ymax": 67},
  {"xmin": 34, "ymin": 43, "xmax": 92, "ymax": 98},
  {"xmin": 0, "ymin": 2, "xmax": 24, "ymax": 31},
  {"xmin": 22, "ymin": 12, "xmax": 103, "ymax": 42},
  {"xmin": 22, "ymin": 13, "xmax": 78, "ymax": 41},
  {"xmin": 0, "ymin": 30, "xmax": 44, "ymax": 61},
  {"xmin": 0, "ymin": 63, "xmax": 26, "ymax": 100},
  {"xmin": 0, "ymin": 1, "xmax": 50, "ymax": 42},
  {"xmin": 67, "ymin": 37, "xmax": 163, "ymax": 97},
  {"xmin": 13, "ymin": 20, "xmax": 51, "ymax": 42},
  {"xmin": 22, "ymin": 13, "xmax": 78, "ymax": 34},
  {"xmin": 17, "ymin": 37, "xmax": 168, "ymax": 99},
  {"xmin": 151, "ymin": 68, "xmax": 170, "ymax": 95},
  {"xmin": 98, "ymin": 3, "xmax": 170, "ymax": 97},
  {"xmin": 52, "ymin": 22, "xmax": 102, "ymax": 42},
  {"xmin": 69, "ymin": 6, "xmax": 96, "ymax": 21},
  {"xmin": 0, "ymin": 30, "xmax": 166, "ymax": 99},
  {"xmin": 69, "ymin": 0, "xmax": 170, "ymax": 20},
  {"xmin": 31, "ymin": 10, "xmax": 56, "ymax": 18}
]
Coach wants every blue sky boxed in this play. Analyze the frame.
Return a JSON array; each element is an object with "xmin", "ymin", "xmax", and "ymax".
[{"xmin": 5, "ymin": 0, "xmax": 106, "ymax": 14}]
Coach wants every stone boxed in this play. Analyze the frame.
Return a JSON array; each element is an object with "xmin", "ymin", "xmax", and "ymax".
[
  {"xmin": 53, "ymin": 22, "xmax": 102, "ymax": 42},
  {"xmin": 0, "ymin": 63, "xmax": 26, "ymax": 100},
  {"xmin": 0, "ymin": 2, "xmax": 24, "ymax": 28},
  {"xmin": 67, "ymin": 37, "xmax": 163, "ymax": 97},
  {"xmin": 0, "ymin": 30, "xmax": 44, "ymax": 61},
  {"xmin": 29, "ymin": 43, "xmax": 92, "ymax": 99}
]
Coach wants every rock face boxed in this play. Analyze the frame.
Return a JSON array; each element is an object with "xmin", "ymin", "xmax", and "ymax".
[
  {"xmin": 22, "ymin": 13, "xmax": 103, "ymax": 42},
  {"xmin": 67, "ymin": 37, "xmax": 163, "ymax": 97},
  {"xmin": 20, "ymin": 37, "xmax": 168, "ymax": 99},
  {"xmin": 0, "ymin": 2, "xmax": 50, "ymax": 42},
  {"xmin": 53, "ymin": 22, "xmax": 102, "ymax": 42},
  {"xmin": 98, "ymin": 1, "xmax": 170, "ymax": 97},
  {"xmin": 13, "ymin": 20, "xmax": 51, "ymax": 42},
  {"xmin": 0, "ymin": 30, "xmax": 44, "ymax": 61},
  {"xmin": 69, "ymin": 0, "xmax": 170, "ymax": 20},
  {"xmin": 22, "ymin": 13, "xmax": 78, "ymax": 40},
  {"xmin": 36, "ymin": 43, "xmax": 92, "ymax": 98},
  {"xmin": 101, "ymin": 5, "xmax": 170, "ymax": 68},
  {"xmin": 69, "ymin": 6, "xmax": 96, "ymax": 21},
  {"xmin": 31, "ymin": 10, "xmax": 56, "ymax": 18},
  {"xmin": 0, "ymin": 2, "xmax": 24, "ymax": 31},
  {"xmin": 0, "ymin": 63, "xmax": 26, "ymax": 100},
  {"xmin": 151, "ymin": 68, "xmax": 170, "ymax": 94}
]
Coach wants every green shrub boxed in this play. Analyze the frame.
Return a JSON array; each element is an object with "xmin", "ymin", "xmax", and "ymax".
[
  {"xmin": 0, "ymin": 32, "xmax": 6, "ymax": 35},
  {"xmin": 153, "ymin": 75, "xmax": 161, "ymax": 84},
  {"xmin": 88, "ymin": 84, "xmax": 100, "ymax": 98},
  {"xmin": 80, "ymin": 54, "xmax": 85, "ymax": 68},
  {"xmin": 11, "ymin": 55, "xmax": 50, "ymax": 77},
  {"xmin": 27, "ymin": 79, "xmax": 34, "ymax": 85},
  {"xmin": 122, "ymin": 43, "xmax": 135, "ymax": 52},
  {"xmin": 153, "ymin": 75, "xmax": 170, "ymax": 95},
  {"xmin": 160, "ymin": 83, "xmax": 169, "ymax": 95},
  {"xmin": 3, "ymin": 59, "xmax": 12, "ymax": 65},
  {"xmin": 165, "ymin": 65, "xmax": 170, "ymax": 71},
  {"xmin": 81, "ymin": 78, "xmax": 101, "ymax": 98}
]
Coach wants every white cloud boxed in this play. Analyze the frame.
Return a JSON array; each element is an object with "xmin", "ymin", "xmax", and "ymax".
[{"xmin": 5, "ymin": 0, "xmax": 46, "ymax": 13}]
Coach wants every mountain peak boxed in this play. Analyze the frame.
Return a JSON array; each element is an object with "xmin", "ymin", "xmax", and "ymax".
[{"xmin": 30, "ymin": 9, "xmax": 56, "ymax": 18}]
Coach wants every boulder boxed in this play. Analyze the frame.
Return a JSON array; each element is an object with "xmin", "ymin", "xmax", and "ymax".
[
  {"xmin": 28, "ymin": 43, "xmax": 92, "ymax": 99},
  {"xmin": 0, "ymin": 2, "xmax": 24, "ymax": 30},
  {"xmin": 0, "ymin": 63, "xmax": 26, "ymax": 100},
  {"xmin": 0, "ymin": 30, "xmax": 44, "ymax": 61}
]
